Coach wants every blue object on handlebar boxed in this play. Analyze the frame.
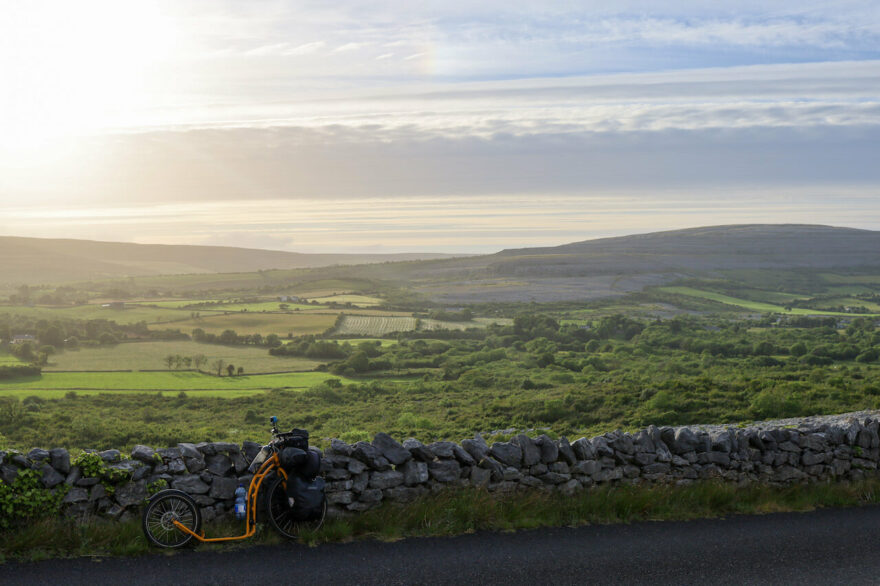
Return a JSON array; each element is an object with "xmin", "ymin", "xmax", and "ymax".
[{"xmin": 270, "ymin": 416, "xmax": 278, "ymax": 425}]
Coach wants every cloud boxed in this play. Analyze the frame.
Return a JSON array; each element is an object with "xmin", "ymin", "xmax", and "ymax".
[
  {"xmin": 375, "ymin": 53, "xmax": 395, "ymax": 60},
  {"xmin": 4, "ymin": 120, "xmax": 876, "ymax": 209},
  {"xmin": 332, "ymin": 42, "xmax": 364, "ymax": 53}
]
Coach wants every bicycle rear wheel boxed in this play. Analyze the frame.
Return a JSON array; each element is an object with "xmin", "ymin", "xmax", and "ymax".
[
  {"xmin": 265, "ymin": 475, "xmax": 327, "ymax": 540},
  {"xmin": 142, "ymin": 489, "xmax": 202, "ymax": 548}
]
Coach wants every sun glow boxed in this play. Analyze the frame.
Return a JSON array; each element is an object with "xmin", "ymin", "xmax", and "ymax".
[{"xmin": 0, "ymin": 1, "xmax": 178, "ymax": 154}]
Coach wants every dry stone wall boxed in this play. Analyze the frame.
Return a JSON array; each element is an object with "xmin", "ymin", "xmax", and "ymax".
[{"xmin": 2, "ymin": 410, "xmax": 879, "ymax": 522}]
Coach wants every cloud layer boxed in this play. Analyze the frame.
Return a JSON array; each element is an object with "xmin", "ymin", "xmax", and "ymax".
[{"xmin": 0, "ymin": 2, "xmax": 877, "ymax": 252}]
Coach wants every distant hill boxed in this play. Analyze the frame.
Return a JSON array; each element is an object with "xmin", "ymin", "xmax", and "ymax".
[
  {"xmin": 497, "ymin": 224, "xmax": 880, "ymax": 270},
  {"xmin": 491, "ymin": 224, "xmax": 880, "ymax": 274},
  {"xmin": 4, "ymin": 225, "xmax": 877, "ymax": 302},
  {"xmin": 0, "ymin": 236, "xmax": 460, "ymax": 286},
  {"xmin": 388, "ymin": 224, "xmax": 880, "ymax": 303}
]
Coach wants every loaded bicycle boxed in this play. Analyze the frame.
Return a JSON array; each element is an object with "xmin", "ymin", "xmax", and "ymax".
[{"xmin": 141, "ymin": 416, "xmax": 327, "ymax": 548}]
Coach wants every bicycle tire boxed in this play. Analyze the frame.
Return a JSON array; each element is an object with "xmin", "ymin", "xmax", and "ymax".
[
  {"xmin": 142, "ymin": 489, "xmax": 202, "ymax": 548},
  {"xmin": 265, "ymin": 475, "xmax": 327, "ymax": 540}
]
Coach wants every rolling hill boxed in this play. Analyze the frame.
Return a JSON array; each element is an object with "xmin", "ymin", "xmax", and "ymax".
[
  {"xmin": 2, "ymin": 225, "xmax": 878, "ymax": 303},
  {"xmin": 390, "ymin": 224, "xmax": 880, "ymax": 302},
  {"xmin": 0, "ymin": 236, "xmax": 460, "ymax": 286}
]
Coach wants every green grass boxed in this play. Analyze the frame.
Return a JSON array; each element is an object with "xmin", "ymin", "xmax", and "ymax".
[
  {"xmin": 811, "ymin": 297, "xmax": 880, "ymax": 312},
  {"xmin": 130, "ymin": 299, "xmax": 222, "ymax": 308},
  {"xmin": 311, "ymin": 294, "xmax": 383, "ymax": 307},
  {"xmin": 0, "ymin": 352, "xmax": 23, "ymax": 366},
  {"xmin": 824, "ymin": 285, "xmax": 876, "ymax": 296},
  {"xmin": 820, "ymin": 274, "xmax": 880, "ymax": 285},
  {"xmin": 44, "ymin": 341, "xmax": 323, "ymax": 373},
  {"xmin": 0, "ymin": 371, "xmax": 343, "ymax": 397},
  {"xmin": 0, "ymin": 304, "xmax": 190, "ymax": 325},
  {"xmin": 193, "ymin": 302, "xmax": 326, "ymax": 312},
  {"xmin": 658, "ymin": 287, "xmax": 880, "ymax": 316},
  {"xmin": 334, "ymin": 338, "xmax": 398, "ymax": 347},
  {"xmin": 166, "ymin": 312, "xmax": 338, "ymax": 337},
  {"xmin": 3, "ymin": 479, "xmax": 880, "ymax": 562}
]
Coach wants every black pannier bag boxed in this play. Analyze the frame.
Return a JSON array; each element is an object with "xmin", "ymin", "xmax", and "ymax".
[
  {"xmin": 279, "ymin": 447, "xmax": 321, "ymax": 477},
  {"xmin": 281, "ymin": 428, "xmax": 309, "ymax": 451},
  {"xmin": 279, "ymin": 447, "xmax": 308, "ymax": 471},
  {"xmin": 280, "ymin": 447, "xmax": 324, "ymax": 520},
  {"xmin": 286, "ymin": 475, "xmax": 325, "ymax": 521}
]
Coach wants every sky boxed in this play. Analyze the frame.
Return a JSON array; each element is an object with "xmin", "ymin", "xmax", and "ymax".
[{"xmin": 0, "ymin": 1, "xmax": 878, "ymax": 253}]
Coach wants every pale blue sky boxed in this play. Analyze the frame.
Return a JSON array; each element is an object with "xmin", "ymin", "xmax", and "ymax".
[{"xmin": 0, "ymin": 1, "xmax": 877, "ymax": 252}]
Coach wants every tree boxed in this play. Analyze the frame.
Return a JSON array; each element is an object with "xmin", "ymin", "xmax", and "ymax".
[
  {"xmin": 40, "ymin": 325, "xmax": 65, "ymax": 348},
  {"xmin": 163, "ymin": 355, "xmax": 175, "ymax": 370},
  {"xmin": 219, "ymin": 329, "xmax": 239, "ymax": 344},
  {"xmin": 212, "ymin": 359, "xmax": 226, "ymax": 376},
  {"xmin": 789, "ymin": 342, "xmax": 808, "ymax": 357},
  {"xmin": 226, "ymin": 363, "xmax": 236, "ymax": 376},
  {"xmin": 192, "ymin": 354, "xmax": 207, "ymax": 372},
  {"xmin": 182, "ymin": 356, "xmax": 192, "ymax": 369},
  {"xmin": 347, "ymin": 351, "xmax": 370, "ymax": 373},
  {"xmin": 237, "ymin": 366, "xmax": 244, "ymax": 376},
  {"xmin": 15, "ymin": 342, "xmax": 35, "ymax": 362},
  {"xmin": 99, "ymin": 332, "xmax": 118, "ymax": 345}
]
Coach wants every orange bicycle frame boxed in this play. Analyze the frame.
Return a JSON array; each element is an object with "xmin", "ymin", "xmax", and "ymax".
[{"xmin": 173, "ymin": 452, "xmax": 288, "ymax": 543}]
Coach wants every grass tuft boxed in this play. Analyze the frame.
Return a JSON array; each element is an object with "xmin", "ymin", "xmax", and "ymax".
[{"xmin": 4, "ymin": 479, "xmax": 880, "ymax": 563}]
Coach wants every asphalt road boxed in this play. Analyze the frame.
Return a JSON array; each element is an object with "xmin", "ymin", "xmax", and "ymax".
[{"xmin": 3, "ymin": 505, "xmax": 880, "ymax": 585}]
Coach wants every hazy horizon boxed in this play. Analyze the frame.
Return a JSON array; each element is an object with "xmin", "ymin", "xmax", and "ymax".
[{"xmin": 1, "ymin": 1, "xmax": 878, "ymax": 253}]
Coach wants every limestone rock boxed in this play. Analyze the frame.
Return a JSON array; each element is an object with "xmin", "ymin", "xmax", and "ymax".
[
  {"xmin": 401, "ymin": 460, "xmax": 429, "ymax": 486},
  {"xmin": 372, "ymin": 433, "xmax": 412, "ymax": 466},
  {"xmin": 131, "ymin": 445, "xmax": 156, "ymax": 463},
  {"xmin": 369, "ymin": 470, "xmax": 404, "ymax": 490},
  {"xmin": 489, "ymin": 442, "xmax": 522, "ymax": 468},
  {"xmin": 427, "ymin": 441, "xmax": 457, "ymax": 459},
  {"xmin": 461, "ymin": 436, "xmax": 489, "ymax": 462},
  {"xmin": 49, "ymin": 448, "xmax": 70, "ymax": 474},
  {"xmin": 172, "ymin": 474, "xmax": 210, "ymax": 494},
  {"xmin": 428, "ymin": 459, "xmax": 461, "ymax": 483},
  {"xmin": 209, "ymin": 476, "xmax": 239, "ymax": 500},
  {"xmin": 115, "ymin": 480, "xmax": 147, "ymax": 508},
  {"xmin": 535, "ymin": 435, "xmax": 559, "ymax": 464},
  {"xmin": 41, "ymin": 464, "xmax": 65, "ymax": 488}
]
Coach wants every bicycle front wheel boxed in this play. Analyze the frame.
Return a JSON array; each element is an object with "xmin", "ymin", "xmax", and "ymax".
[
  {"xmin": 265, "ymin": 475, "xmax": 327, "ymax": 540},
  {"xmin": 142, "ymin": 489, "xmax": 202, "ymax": 548}
]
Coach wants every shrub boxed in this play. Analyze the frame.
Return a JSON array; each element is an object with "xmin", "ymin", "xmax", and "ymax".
[{"xmin": 0, "ymin": 469, "xmax": 69, "ymax": 529}]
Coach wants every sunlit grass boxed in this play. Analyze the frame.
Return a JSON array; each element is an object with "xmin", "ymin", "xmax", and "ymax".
[{"xmin": 0, "ymin": 371, "xmax": 344, "ymax": 398}]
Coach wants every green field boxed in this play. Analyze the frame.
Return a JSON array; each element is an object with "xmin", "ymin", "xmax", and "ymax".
[
  {"xmin": 334, "ymin": 338, "xmax": 398, "ymax": 347},
  {"xmin": 131, "ymin": 299, "xmax": 222, "ymax": 308},
  {"xmin": 193, "ymin": 301, "xmax": 325, "ymax": 312},
  {"xmin": 820, "ymin": 274, "xmax": 880, "ymax": 285},
  {"xmin": 420, "ymin": 318, "xmax": 491, "ymax": 331},
  {"xmin": 0, "ymin": 304, "xmax": 190, "ymax": 325},
  {"xmin": 332, "ymin": 315, "xmax": 506, "ymax": 336},
  {"xmin": 167, "ymin": 312, "xmax": 338, "ymax": 336},
  {"xmin": 44, "ymin": 340, "xmax": 323, "ymax": 373},
  {"xmin": 0, "ymin": 352, "xmax": 23, "ymax": 365},
  {"xmin": 658, "ymin": 287, "xmax": 879, "ymax": 316},
  {"xmin": 0, "ymin": 370, "xmax": 343, "ymax": 398},
  {"xmin": 811, "ymin": 297, "xmax": 880, "ymax": 312},
  {"xmin": 310, "ymin": 294, "xmax": 383, "ymax": 307}
]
